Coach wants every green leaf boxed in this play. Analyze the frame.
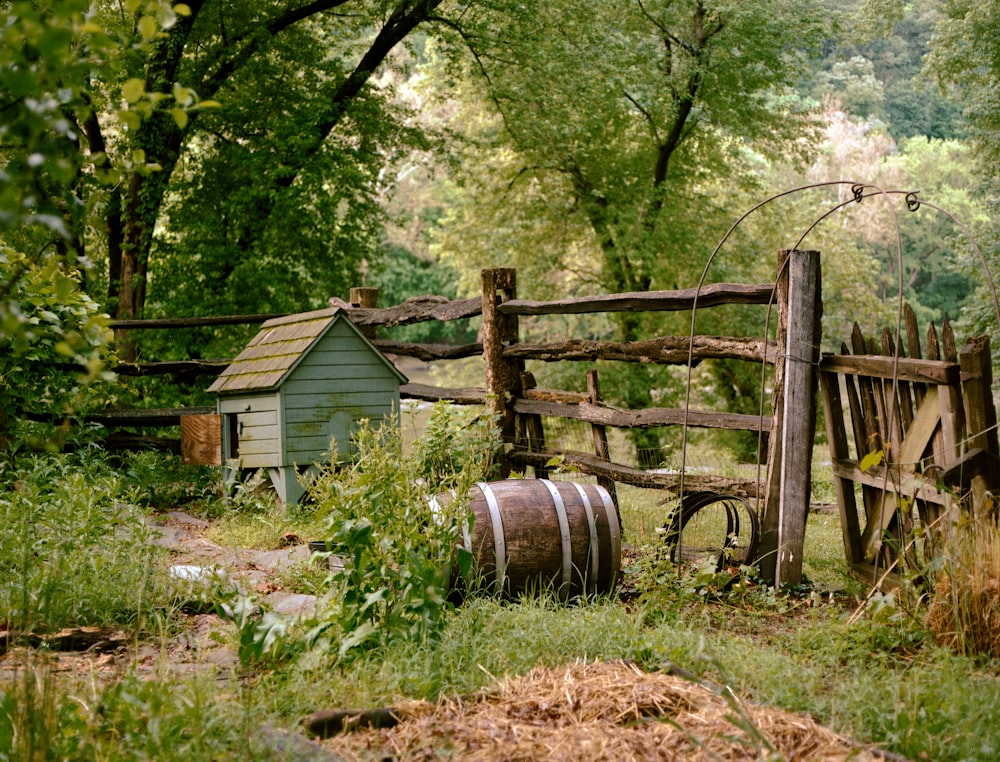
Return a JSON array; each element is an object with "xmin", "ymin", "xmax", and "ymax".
[
  {"xmin": 456, "ymin": 546, "xmax": 474, "ymax": 580},
  {"xmin": 137, "ymin": 15, "xmax": 158, "ymax": 40},
  {"xmin": 122, "ymin": 78, "xmax": 146, "ymax": 104},
  {"xmin": 860, "ymin": 450, "xmax": 884, "ymax": 472},
  {"xmin": 338, "ymin": 621, "xmax": 377, "ymax": 659},
  {"xmin": 118, "ymin": 110, "xmax": 141, "ymax": 131},
  {"xmin": 170, "ymin": 108, "xmax": 188, "ymax": 129},
  {"xmin": 172, "ymin": 83, "xmax": 193, "ymax": 107}
]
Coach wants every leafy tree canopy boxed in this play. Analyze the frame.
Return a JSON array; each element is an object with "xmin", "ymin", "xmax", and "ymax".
[{"xmin": 0, "ymin": 0, "xmax": 178, "ymax": 443}]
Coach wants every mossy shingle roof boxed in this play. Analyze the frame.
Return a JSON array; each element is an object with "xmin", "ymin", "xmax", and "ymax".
[{"xmin": 207, "ymin": 307, "xmax": 405, "ymax": 394}]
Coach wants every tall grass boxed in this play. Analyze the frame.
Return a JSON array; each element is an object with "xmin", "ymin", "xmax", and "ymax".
[
  {"xmin": 927, "ymin": 514, "xmax": 1000, "ymax": 659},
  {"xmin": 0, "ymin": 452, "xmax": 173, "ymax": 635}
]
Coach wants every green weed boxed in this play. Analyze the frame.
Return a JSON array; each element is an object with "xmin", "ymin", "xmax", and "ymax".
[{"xmin": 0, "ymin": 453, "xmax": 173, "ymax": 635}]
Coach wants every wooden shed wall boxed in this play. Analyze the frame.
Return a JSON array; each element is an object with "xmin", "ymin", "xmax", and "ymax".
[
  {"xmin": 219, "ymin": 393, "xmax": 281, "ymax": 468},
  {"xmin": 281, "ymin": 320, "xmax": 401, "ymax": 463}
]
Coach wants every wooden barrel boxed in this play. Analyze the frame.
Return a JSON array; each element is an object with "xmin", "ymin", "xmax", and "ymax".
[{"xmin": 455, "ymin": 479, "xmax": 621, "ymax": 600}]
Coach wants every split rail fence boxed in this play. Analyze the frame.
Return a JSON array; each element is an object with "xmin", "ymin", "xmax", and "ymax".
[{"xmin": 68, "ymin": 254, "xmax": 824, "ymax": 585}]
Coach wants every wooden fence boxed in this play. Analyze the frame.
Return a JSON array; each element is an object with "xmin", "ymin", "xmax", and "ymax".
[
  {"xmin": 819, "ymin": 304, "xmax": 1000, "ymax": 589},
  {"xmin": 85, "ymin": 255, "xmax": 822, "ymax": 585}
]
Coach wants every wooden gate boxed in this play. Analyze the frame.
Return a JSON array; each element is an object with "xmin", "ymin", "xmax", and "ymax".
[{"xmin": 819, "ymin": 305, "xmax": 1000, "ymax": 588}]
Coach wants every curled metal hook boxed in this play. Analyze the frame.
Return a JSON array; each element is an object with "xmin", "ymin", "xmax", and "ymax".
[
  {"xmin": 851, "ymin": 183, "xmax": 865, "ymax": 203},
  {"xmin": 905, "ymin": 191, "xmax": 921, "ymax": 212}
]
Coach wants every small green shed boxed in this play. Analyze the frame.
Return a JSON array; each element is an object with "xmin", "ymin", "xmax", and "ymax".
[{"xmin": 208, "ymin": 307, "xmax": 407, "ymax": 503}]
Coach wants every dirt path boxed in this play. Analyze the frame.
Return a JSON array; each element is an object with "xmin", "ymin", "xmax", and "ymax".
[{"xmin": 1, "ymin": 510, "xmax": 320, "ymax": 684}]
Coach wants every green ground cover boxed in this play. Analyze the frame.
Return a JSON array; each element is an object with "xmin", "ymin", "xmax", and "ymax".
[{"xmin": 2, "ymin": 414, "xmax": 999, "ymax": 761}]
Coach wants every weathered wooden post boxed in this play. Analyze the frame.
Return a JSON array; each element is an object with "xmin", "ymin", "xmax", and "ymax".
[
  {"xmin": 959, "ymin": 335, "xmax": 999, "ymax": 511},
  {"xmin": 519, "ymin": 371, "xmax": 549, "ymax": 478},
  {"xmin": 586, "ymin": 370, "xmax": 619, "ymax": 511},
  {"xmin": 349, "ymin": 286, "xmax": 379, "ymax": 340},
  {"xmin": 482, "ymin": 268, "xmax": 523, "ymax": 477},
  {"xmin": 760, "ymin": 250, "xmax": 821, "ymax": 586}
]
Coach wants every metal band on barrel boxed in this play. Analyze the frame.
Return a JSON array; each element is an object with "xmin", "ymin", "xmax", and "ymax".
[
  {"xmin": 477, "ymin": 482, "xmax": 506, "ymax": 589},
  {"xmin": 540, "ymin": 479, "xmax": 572, "ymax": 590},
  {"xmin": 595, "ymin": 485, "xmax": 621, "ymax": 585},
  {"xmin": 571, "ymin": 482, "xmax": 600, "ymax": 596}
]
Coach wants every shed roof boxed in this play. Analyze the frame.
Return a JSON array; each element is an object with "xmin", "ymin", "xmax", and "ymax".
[{"xmin": 207, "ymin": 307, "xmax": 407, "ymax": 395}]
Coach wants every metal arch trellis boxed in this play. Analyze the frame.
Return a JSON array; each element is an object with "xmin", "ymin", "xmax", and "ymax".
[{"xmin": 671, "ymin": 180, "xmax": 1000, "ymax": 580}]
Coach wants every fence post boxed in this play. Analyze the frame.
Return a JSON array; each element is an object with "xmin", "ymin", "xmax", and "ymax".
[
  {"xmin": 519, "ymin": 371, "xmax": 549, "ymax": 478},
  {"xmin": 350, "ymin": 287, "xmax": 379, "ymax": 340},
  {"xmin": 760, "ymin": 249, "xmax": 821, "ymax": 586},
  {"xmin": 586, "ymin": 370, "xmax": 619, "ymax": 512},
  {"xmin": 959, "ymin": 335, "xmax": 998, "ymax": 511},
  {"xmin": 482, "ymin": 268, "xmax": 522, "ymax": 476}
]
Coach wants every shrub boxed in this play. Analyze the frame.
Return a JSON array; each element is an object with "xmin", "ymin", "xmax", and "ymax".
[{"xmin": 306, "ymin": 405, "xmax": 498, "ymax": 661}]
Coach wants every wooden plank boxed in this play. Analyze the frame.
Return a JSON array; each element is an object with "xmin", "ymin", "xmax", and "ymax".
[
  {"xmin": 114, "ymin": 360, "xmax": 230, "ymax": 377},
  {"xmin": 180, "ymin": 414, "xmax": 222, "ymax": 466},
  {"xmin": 760, "ymin": 251, "xmax": 792, "ymax": 583},
  {"xmin": 860, "ymin": 386, "xmax": 943, "ymax": 557},
  {"xmin": 238, "ymin": 451, "xmax": 281, "ymax": 468},
  {"xmin": 792, "ymin": 353, "xmax": 956, "ymax": 385},
  {"xmin": 886, "ymin": 329, "xmax": 915, "ymax": 436},
  {"xmin": 399, "ymin": 382, "xmax": 485, "ymax": 405},
  {"xmin": 482, "ymin": 268, "xmax": 522, "ymax": 476},
  {"xmin": 508, "ymin": 448, "xmax": 764, "ymax": 498},
  {"xmin": 237, "ymin": 435, "xmax": 281, "ymax": 456},
  {"xmin": 346, "ymin": 295, "xmax": 482, "ymax": 327},
  {"xmin": 522, "ymin": 388, "xmax": 589, "ymax": 404},
  {"xmin": 72, "ymin": 406, "xmax": 216, "ymax": 428},
  {"xmin": 497, "ymin": 282, "xmax": 774, "ymax": 316},
  {"xmin": 937, "ymin": 321, "xmax": 964, "ymax": 465},
  {"xmin": 819, "ymin": 370, "xmax": 863, "ymax": 564},
  {"xmin": 959, "ymin": 335, "xmax": 999, "ymax": 507},
  {"xmin": 298, "ymin": 348, "xmax": 392, "ymax": 367},
  {"xmin": 372, "ymin": 339, "xmax": 482, "ymax": 362},
  {"xmin": 851, "ymin": 324, "xmax": 884, "ymax": 457},
  {"xmin": 290, "ymin": 363, "xmax": 394, "ymax": 382},
  {"xmin": 281, "ymin": 389, "xmax": 400, "ymax": 409},
  {"xmin": 283, "ymin": 403, "xmax": 395, "ymax": 424},
  {"xmin": 232, "ymin": 410, "xmax": 277, "ymax": 428},
  {"xmin": 504, "ymin": 335, "xmax": 775, "ymax": 365},
  {"xmin": 511, "ymin": 398, "xmax": 772, "ymax": 432},
  {"xmin": 903, "ymin": 303, "xmax": 926, "ymax": 407},
  {"xmin": 878, "ymin": 328, "xmax": 904, "ymax": 457},
  {"xmin": 285, "ymin": 434, "xmax": 358, "ymax": 458},
  {"xmin": 773, "ymin": 249, "xmax": 821, "ymax": 586},
  {"xmin": 219, "ymin": 395, "xmax": 278, "ymax": 415}
]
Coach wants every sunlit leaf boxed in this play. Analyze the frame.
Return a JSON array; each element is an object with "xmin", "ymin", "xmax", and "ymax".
[
  {"xmin": 860, "ymin": 450, "xmax": 884, "ymax": 472},
  {"xmin": 137, "ymin": 15, "xmax": 158, "ymax": 40},
  {"xmin": 122, "ymin": 78, "xmax": 146, "ymax": 104}
]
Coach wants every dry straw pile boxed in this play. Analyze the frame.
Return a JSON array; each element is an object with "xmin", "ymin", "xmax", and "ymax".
[{"xmin": 319, "ymin": 659, "xmax": 895, "ymax": 761}]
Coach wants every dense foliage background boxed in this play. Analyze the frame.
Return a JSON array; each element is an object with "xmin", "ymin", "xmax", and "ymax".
[{"xmin": 2, "ymin": 0, "xmax": 998, "ymax": 456}]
